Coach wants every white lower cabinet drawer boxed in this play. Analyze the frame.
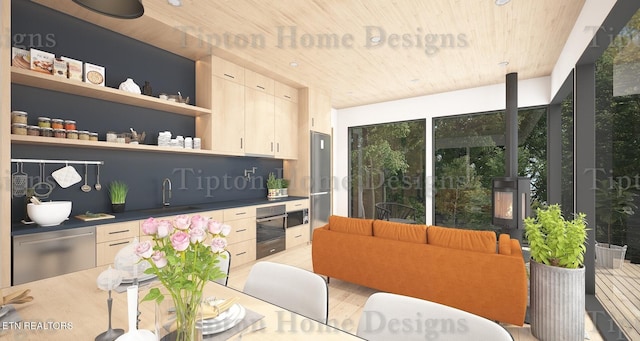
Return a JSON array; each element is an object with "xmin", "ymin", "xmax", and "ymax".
[
  {"xmin": 286, "ymin": 225, "xmax": 310, "ymax": 249},
  {"xmin": 96, "ymin": 238, "xmax": 133, "ymax": 266},
  {"xmin": 226, "ymin": 239, "xmax": 256, "ymax": 268}
]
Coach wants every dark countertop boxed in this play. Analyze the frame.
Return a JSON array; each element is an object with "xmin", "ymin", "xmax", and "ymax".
[{"xmin": 11, "ymin": 196, "xmax": 308, "ymax": 236}]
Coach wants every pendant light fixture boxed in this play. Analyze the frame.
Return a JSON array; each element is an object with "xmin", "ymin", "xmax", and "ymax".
[{"xmin": 72, "ymin": 0, "xmax": 144, "ymax": 19}]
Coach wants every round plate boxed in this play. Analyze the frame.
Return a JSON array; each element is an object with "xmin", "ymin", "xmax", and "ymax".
[
  {"xmin": 197, "ymin": 303, "xmax": 246, "ymax": 335},
  {"xmin": 120, "ymin": 273, "xmax": 156, "ymax": 284}
]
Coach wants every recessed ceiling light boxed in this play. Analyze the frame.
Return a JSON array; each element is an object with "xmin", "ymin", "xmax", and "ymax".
[
  {"xmin": 495, "ymin": 0, "xmax": 511, "ymax": 6},
  {"xmin": 369, "ymin": 36, "xmax": 382, "ymax": 44},
  {"xmin": 498, "ymin": 61, "xmax": 509, "ymax": 67},
  {"xmin": 289, "ymin": 61, "xmax": 299, "ymax": 67},
  {"xmin": 410, "ymin": 78, "xmax": 420, "ymax": 83},
  {"xmin": 168, "ymin": 0, "xmax": 182, "ymax": 6}
]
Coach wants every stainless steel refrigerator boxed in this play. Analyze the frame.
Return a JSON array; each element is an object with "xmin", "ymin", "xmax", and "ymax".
[{"xmin": 310, "ymin": 131, "xmax": 332, "ymax": 239}]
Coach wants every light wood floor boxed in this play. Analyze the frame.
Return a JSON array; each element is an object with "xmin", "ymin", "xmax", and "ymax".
[
  {"xmin": 227, "ymin": 243, "xmax": 604, "ymax": 340},
  {"xmin": 596, "ymin": 261, "xmax": 640, "ymax": 340}
]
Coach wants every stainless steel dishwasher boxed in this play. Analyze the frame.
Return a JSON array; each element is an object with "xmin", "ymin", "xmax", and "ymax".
[{"xmin": 12, "ymin": 226, "xmax": 96, "ymax": 285}]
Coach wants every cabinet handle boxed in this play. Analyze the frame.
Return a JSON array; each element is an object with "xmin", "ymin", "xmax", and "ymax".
[
  {"xmin": 235, "ymin": 212, "xmax": 247, "ymax": 216},
  {"xmin": 236, "ymin": 228, "xmax": 247, "ymax": 232},
  {"xmin": 109, "ymin": 241, "xmax": 130, "ymax": 247},
  {"xmin": 294, "ymin": 204, "xmax": 301, "ymax": 207},
  {"xmin": 257, "ymin": 85, "xmax": 265, "ymax": 90},
  {"xmin": 276, "ymin": 143, "xmax": 280, "ymax": 152},
  {"xmin": 284, "ymin": 95, "xmax": 291, "ymax": 99},
  {"xmin": 108, "ymin": 230, "xmax": 130, "ymax": 235},
  {"xmin": 269, "ymin": 248, "xmax": 276, "ymax": 253},
  {"xmin": 236, "ymin": 251, "xmax": 247, "ymax": 256},
  {"xmin": 223, "ymin": 73, "xmax": 235, "ymax": 79},
  {"xmin": 295, "ymin": 235, "xmax": 301, "ymax": 238},
  {"xmin": 271, "ymin": 142, "xmax": 274, "ymax": 152},
  {"xmin": 312, "ymin": 117, "xmax": 315, "ymax": 127}
]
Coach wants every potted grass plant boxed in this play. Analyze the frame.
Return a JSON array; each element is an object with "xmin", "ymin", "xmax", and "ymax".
[
  {"xmin": 108, "ymin": 180, "xmax": 128, "ymax": 213},
  {"xmin": 524, "ymin": 204, "xmax": 588, "ymax": 341},
  {"xmin": 266, "ymin": 172, "xmax": 288, "ymax": 199}
]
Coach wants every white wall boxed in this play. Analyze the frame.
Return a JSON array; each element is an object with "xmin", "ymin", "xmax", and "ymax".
[{"xmin": 333, "ymin": 76, "xmax": 551, "ymax": 224}]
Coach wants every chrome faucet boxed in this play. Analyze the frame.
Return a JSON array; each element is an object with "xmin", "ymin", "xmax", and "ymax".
[{"xmin": 162, "ymin": 178, "xmax": 172, "ymax": 206}]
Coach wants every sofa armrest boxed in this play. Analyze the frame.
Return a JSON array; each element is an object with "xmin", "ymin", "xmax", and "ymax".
[{"xmin": 498, "ymin": 234, "xmax": 524, "ymax": 258}]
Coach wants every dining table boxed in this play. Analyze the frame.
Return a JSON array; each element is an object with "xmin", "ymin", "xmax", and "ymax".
[{"xmin": 0, "ymin": 266, "xmax": 363, "ymax": 340}]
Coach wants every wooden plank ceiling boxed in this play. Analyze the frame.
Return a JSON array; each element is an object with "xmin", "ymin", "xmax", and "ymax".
[{"xmin": 35, "ymin": 0, "xmax": 586, "ymax": 109}]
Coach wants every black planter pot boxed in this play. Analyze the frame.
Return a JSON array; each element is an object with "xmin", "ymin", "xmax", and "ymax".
[{"xmin": 111, "ymin": 203, "xmax": 126, "ymax": 213}]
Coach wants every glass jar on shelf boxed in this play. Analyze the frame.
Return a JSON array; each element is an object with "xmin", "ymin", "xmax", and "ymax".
[
  {"xmin": 11, "ymin": 111, "xmax": 28, "ymax": 124},
  {"xmin": 89, "ymin": 132, "xmax": 99, "ymax": 141},
  {"xmin": 41, "ymin": 127, "xmax": 54, "ymax": 137},
  {"xmin": 51, "ymin": 119, "xmax": 64, "ymax": 129},
  {"xmin": 26, "ymin": 125, "xmax": 40, "ymax": 136},
  {"xmin": 53, "ymin": 128, "xmax": 66, "ymax": 138},
  {"xmin": 11, "ymin": 123, "xmax": 27, "ymax": 135},
  {"xmin": 78, "ymin": 130, "xmax": 90, "ymax": 140},
  {"xmin": 66, "ymin": 129, "xmax": 79, "ymax": 139},
  {"xmin": 38, "ymin": 117, "xmax": 51, "ymax": 128},
  {"xmin": 64, "ymin": 120, "xmax": 76, "ymax": 131}
]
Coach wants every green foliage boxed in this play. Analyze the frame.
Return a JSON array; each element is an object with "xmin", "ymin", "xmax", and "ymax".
[
  {"xmin": 108, "ymin": 180, "xmax": 128, "ymax": 204},
  {"xmin": 595, "ymin": 178, "xmax": 637, "ymax": 245},
  {"xmin": 524, "ymin": 204, "xmax": 588, "ymax": 269},
  {"xmin": 266, "ymin": 172, "xmax": 286, "ymax": 189}
]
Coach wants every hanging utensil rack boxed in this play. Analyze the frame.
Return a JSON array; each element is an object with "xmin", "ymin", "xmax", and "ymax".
[{"xmin": 10, "ymin": 158, "xmax": 104, "ymax": 165}]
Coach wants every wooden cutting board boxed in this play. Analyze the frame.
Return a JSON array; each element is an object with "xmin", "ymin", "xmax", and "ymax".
[{"xmin": 74, "ymin": 213, "xmax": 116, "ymax": 221}]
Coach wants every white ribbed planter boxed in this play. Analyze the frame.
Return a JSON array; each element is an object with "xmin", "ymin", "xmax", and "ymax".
[
  {"xmin": 595, "ymin": 243, "xmax": 627, "ymax": 269},
  {"xmin": 530, "ymin": 260, "xmax": 585, "ymax": 341}
]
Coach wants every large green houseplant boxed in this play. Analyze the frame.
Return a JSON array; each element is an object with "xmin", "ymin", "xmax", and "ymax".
[
  {"xmin": 524, "ymin": 204, "xmax": 588, "ymax": 341},
  {"xmin": 595, "ymin": 178, "xmax": 635, "ymax": 268}
]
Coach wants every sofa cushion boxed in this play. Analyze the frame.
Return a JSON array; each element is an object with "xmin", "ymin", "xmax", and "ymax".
[
  {"xmin": 427, "ymin": 225, "xmax": 496, "ymax": 254},
  {"xmin": 498, "ymin": 234, "xmax": 512, "ymax": 255},
  {"xmin": 373, "ymin": 220, "xmax": 427, "ymax": 244},
  {"xmin": 328, "ymin": 215, "xmax": 373, "ymax": 236}
]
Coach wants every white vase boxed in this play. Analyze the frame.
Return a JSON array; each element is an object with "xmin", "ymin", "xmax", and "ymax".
[{"xmin": 119, "ymin": 78, "xmax": 141, "ymax": 94}]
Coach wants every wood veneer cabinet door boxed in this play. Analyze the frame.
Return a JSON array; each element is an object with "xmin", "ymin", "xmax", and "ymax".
[
  {"xmin": 212, "ymin": 77, "xmax": 245, "ymax": 154},
  {"xmin": 310, "ymin": 89, "xmax": 332, "ymax": 134},
  {"xmin": 274, "ymin": 96, "xmax": 298, "ymax": 159},
  {"xmin": 245, "ymin": 87, "xmax": 275, "ymax": 156}
]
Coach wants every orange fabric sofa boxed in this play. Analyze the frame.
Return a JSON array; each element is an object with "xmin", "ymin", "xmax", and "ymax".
[{"xmin": 312, "ymin": 215, "xmax": 528, "ymax": 326}]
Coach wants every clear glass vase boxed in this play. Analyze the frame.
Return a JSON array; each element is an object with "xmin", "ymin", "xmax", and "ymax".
[{"xmin": 155, "ymin": 290, "xmax": 204, "ymax": 341}]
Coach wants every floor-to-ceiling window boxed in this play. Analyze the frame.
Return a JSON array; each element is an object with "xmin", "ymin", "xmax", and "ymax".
[
  {"xmin": 593, "ymin": 8, "xmax": 640, "ymax": 340},
  {"xmin": 348, "ymin": 119, "xmax": 426, "ymax": 223},
  {"xmin": 433, "ymin": 107, "xmax": 547, "ymax": 230}
]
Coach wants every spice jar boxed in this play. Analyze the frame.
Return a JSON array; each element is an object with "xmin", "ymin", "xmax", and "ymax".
[
  {"xmin": 41, "ymin": 127, "xmax": 54, "ymax": 137},
  {"xmin": 66, "ymin": 129, "xmax": 78, "ymax": 139},
  {"xmin": 38, "ymin": 117, "xmax": 51, "ymax": 128},
  {"xmin": 51, "ymin": 119, "xmax": 64, "ymax": 129},
  {"xmin": 27, "ymin": 125, "xmax": 40, "ymax": 136},
  {"xmin": 11, "ymin": 111, "xmax": 28, "ymax": 124},
  {"xmin": 64, "ymin": 120, "xmax": 76, "ymax": 130},
  {"xmin": 89, "ymin": 132, "xmax": 99, "ymax": 141},
  {"xmin": 11, "ymin": 123, "xmax": 27, "ymax": 135},
  {"xmin": 78, "ymin": 130, "xmax": 90, "ymax": 140},
  {"xmin": 53, "ymin": 128, "xmax": 66, "ymax": 138}
]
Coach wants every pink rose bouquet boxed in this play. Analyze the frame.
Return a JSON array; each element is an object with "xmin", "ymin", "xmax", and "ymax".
[{"xmin": 135, "ymin": 214, "xmax": 229, "ymax": 340}]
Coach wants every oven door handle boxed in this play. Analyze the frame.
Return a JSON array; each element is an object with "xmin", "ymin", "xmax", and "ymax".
[{"xmin": 256, "ymin": 214, "xmax": 288, "ymax": 223}]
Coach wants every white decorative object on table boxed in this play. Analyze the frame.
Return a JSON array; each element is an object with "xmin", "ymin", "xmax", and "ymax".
[{"xmin": 118, "ymin": 78, "xmax": 141, "ymax": 94}]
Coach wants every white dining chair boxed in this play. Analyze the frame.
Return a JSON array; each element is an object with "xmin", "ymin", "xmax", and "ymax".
[
  {"xmin": 243, "ymin": 261, "xmax": 328, "ymax": 324},
  {"xmin": 212, "ymin": 250, "xmax": 231, "ymax": 286},
  {"xmin": 356, "ymin": 292, "xmax": 513, "ymax": 341}
]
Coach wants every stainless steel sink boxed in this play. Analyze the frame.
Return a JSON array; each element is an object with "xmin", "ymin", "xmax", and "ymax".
[{"xmin": 137, "ymin": 205, "xmax": 201, "ymax": 215}]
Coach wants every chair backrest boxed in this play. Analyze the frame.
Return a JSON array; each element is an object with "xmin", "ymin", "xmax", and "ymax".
[
  {"xmin": 243, "ymin": 261, "xmax": 328, "ymax": 324},
  {"xmin": 212, "ymin": 250, "xmax": 231, "ymax": 286},
  {"xmin": 375, "ymin": 202, "xmax": 416, "ymax": 221},
  {"xmin": 356, "ymin": 293, "xmax": 513, "ymax": 341}
]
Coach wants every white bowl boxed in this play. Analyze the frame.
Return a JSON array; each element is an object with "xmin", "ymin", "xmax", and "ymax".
[{"xmin": 27, "ymin": 201, "xmax": 72, "ymax": 226}]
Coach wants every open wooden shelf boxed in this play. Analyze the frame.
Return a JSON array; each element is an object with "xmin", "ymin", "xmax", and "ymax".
[
  {"xmin": 11, "ymin": 67, "xmax": 212, "ymax": 117},
  {"xmin": 11, "ymin": 135, "xmax": 223, "ymax": 156}
]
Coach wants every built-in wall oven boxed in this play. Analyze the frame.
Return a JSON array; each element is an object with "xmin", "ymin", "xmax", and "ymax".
[{"xmin": 256, "ymin": 205, "xmax": 287, "ymax": 259}]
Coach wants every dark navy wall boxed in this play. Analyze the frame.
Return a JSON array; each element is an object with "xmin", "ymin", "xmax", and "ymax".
[{"xmin": 10, "ymin": 0, "xmax": 283, "ymax": 221}]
